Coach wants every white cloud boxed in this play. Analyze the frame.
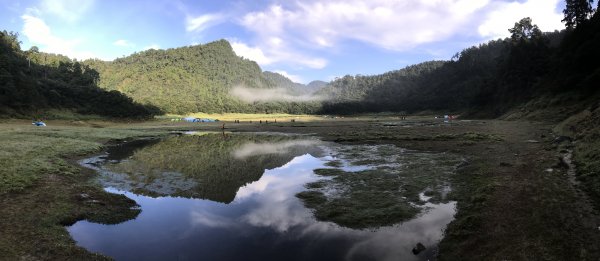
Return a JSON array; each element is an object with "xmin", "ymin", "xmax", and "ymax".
[
  {"xmin": 21, "ymin": 14, "xmax": 97, "ymax": 60},
  {"xmin": 113, "ymin": 39, "xmax": 134, "ymax": 47},
  {"xmin": 234, "ymin": 0, "xmax": 565, "ymax": 70},
  {"xmin": 230, "ymin": 40, "xmax": 273, "ymax": 65},
  {"xmin": 186, "ymin": 13, "xmax": 223, "ymax": 32},
  {"xmin": 230, "ymin": 39, "xmax": 327, "ymax": 69},
  {"xmin": 40, "ymin": 0, "xmax": 95, "ymax": 22},
  {"xmin": 240, "ymin": 0, "xmax": 490, "ymax": 52},
  {"xmin": 273, "ymin": 70, "xmax": 304, "ymax": 83},
  {"xmin": 478, "ymin": 0, "xmax": 564, "ymax": 39}
]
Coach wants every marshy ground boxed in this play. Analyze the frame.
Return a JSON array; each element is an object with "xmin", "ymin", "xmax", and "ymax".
[{"xmin": 1, "ymin": 116, "xmax": 599, "ymax": 260}]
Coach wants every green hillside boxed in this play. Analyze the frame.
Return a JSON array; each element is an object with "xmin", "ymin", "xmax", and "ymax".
[
  {"xmin": 0, "ymin": 31, "xmax": 158, "ymax": 118},
  {"xmin": 84, "ymin": 40, "xmax": 321, "ymax": 114}
]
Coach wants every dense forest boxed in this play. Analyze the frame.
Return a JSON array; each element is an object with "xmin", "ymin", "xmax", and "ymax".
[
  {"xmin": 84, "ymin": 41, "xmax": 323, "ymax": 114},
  {"xmin": 0, "ymin": 31, "xmax": 159, "ymax": 118},
  {"xmin": 319, "ymin": 11, "xmax": 600, "ymax": 117}
]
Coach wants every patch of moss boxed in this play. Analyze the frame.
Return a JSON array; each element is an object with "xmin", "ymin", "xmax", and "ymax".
[
  {"xmin": 324, "ymin": 160, "xmax": 343, "ymax": 167},
  {"xmin": 296, "ymin": 191, "xmax": 327, "ymax": 207},
  {"xmin": 313, "ymin": 168, "xmax": 347, "ymax": 176},
  {"xmin": 305, "ymin": 181, "xmax": 328, "ymax": 189}
]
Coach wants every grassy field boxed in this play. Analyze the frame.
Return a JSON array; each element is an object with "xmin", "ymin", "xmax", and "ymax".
[{"xmin": 158, "ymin": 112, "xmax": 323, "ymax": 122}]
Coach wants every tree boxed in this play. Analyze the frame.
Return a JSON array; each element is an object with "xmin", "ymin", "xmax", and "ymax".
[
  {"xmin": 508, "ymin": 17, "xmax": 542, "ymax": 43},
  {"xmin": 563, "ymin": 0, "xmax": 594, "ymax": 28}
]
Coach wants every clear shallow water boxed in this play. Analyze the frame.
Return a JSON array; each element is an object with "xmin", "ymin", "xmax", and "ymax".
[{"xmin": 69, "ymin": 132, "xmax": 457, "ymax": 261}]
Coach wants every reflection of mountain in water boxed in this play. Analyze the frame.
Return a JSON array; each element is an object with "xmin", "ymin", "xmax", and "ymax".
[{"xmin": 102, "ymin": 133, "xmax": 323, "ymax": 203}]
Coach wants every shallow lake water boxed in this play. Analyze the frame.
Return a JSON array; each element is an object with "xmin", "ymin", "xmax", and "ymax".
[{"xmin": 69, "ymin": 132, "xmax": 459, "ymax": 261}]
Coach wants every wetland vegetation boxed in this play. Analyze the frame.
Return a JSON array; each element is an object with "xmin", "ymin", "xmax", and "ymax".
[{"xmin": 298, "ymin": 144, "xmax": 462, "ymax": 229}]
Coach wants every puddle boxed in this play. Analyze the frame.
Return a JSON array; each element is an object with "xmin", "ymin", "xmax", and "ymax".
[{"xmin": 69, "ymin": 132, "xmax": 460, "ymax": 261}]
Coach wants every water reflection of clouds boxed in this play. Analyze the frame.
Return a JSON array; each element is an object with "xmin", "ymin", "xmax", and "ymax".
[
  {"xmin": 234, "ymin": 153, "xmax": 456, "ymax": 260},
  {"xmin": 71, "ymin": 141, "xmax": 457, "ymax": 261},
  {"xmin": 236, "ymin": 154, "xmax": 319, "ymax": 201},
  {"xmin": 232, "ymin": 139, "xmax": 322, "ymax": 159},
  {"xmin": 344, "ymin": 202, "xmax": 456, "ymax": 261},
  {"xmin": 190, "ymin": 210, "xmax": 236, "ymax": 228},
  {"xmin": 237, "ymin": 155, "xmax": 322, "ymax": 232}
]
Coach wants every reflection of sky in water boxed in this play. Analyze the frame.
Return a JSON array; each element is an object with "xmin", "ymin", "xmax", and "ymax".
[{"xmin": 69, "ymin": 142, "xmax": 456, "ymax": 261}]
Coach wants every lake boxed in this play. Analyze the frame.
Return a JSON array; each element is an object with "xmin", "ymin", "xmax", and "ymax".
[{"xmin": 68, "ymin": 132, "xmax": 460, "ymax": 261}]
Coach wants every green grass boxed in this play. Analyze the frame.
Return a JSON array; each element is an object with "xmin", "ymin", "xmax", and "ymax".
[
  {"xmin": 0, "ymin": 125, "xmax": 164, "ymax": 194},
  {"xmin": 554, "ymin": 106, "xmax": 600, "ymax": 209},
  {"xmin": 158, "ymin": 112, "xmax": 322, "ymax": 122}
]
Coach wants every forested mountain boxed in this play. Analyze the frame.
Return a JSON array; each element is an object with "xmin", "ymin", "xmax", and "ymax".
[
  {"xmin": 317, "ymin": 61, "xmax": 446, "ymax": 110},
  {"xmin": 0, "ymin": 31, "xmax": 158, "ymax": 118},
  {"xmin": 306, "ymin": 80, "xmax": 328, "ymax": 93},
  {"xmin": 83, "ymin": 40, "xmax": 321, "ymax": 114},
  {"xmin": 262, "ymin": 71, "xmax": 305, "ymax": 94},
  {"xmin": 319, "ymin": 14, "xmax": 599, "ymax": 117}
]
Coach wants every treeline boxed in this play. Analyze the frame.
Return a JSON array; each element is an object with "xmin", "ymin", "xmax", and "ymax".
[
  {"xmin": 84, "ymin": 40, "xmax": 322, "ymax": 114},
  {"xmin": 319, "ymin": 13, "xmax": 599, "ymax": 117},
  {"xmin": 0, "ymin": 31, "xmax": 159, "ymax": 118}
]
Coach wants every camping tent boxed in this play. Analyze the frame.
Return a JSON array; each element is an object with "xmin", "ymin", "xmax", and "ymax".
[{"xmin": 183, "ymin": 117, "xmax": 218, "ymax": 123}]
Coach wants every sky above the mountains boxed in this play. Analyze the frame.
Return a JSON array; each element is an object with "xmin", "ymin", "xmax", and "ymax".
[{"xmin": 2, "ymin": 0, "xmax": 565, "ymax": 83}]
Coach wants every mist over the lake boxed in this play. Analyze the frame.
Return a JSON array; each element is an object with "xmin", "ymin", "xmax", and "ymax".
[{"xmin": 230, "ymin": 85, "xmax": 327, "ymax": 103}]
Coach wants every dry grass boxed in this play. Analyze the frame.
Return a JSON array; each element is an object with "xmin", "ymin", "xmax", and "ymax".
[{"xmin": 159, "ymin": 112, "xmax": 323, "ymax": 122}]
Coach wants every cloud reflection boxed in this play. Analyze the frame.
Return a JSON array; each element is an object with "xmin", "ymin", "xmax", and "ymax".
[{"xmin": 232, "ymin": 139, "xmax": 322, "ymax": 159}]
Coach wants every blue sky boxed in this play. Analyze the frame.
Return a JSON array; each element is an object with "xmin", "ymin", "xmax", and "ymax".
[{"xmin": 1, "ymin": 0, "xmax": 565, "ymax": 83}]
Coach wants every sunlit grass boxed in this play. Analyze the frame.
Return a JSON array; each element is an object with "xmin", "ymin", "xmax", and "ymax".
[
  {"xmin": 158, "ymin": 112, "xmax": 323, "ymax": 122},
  {"xmin": 0, "ymin": 123, "xmax": 164, "ymax": 194}
]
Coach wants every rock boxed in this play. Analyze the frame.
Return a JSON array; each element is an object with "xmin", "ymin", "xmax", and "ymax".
[
  {"xmin": 412, "ymin": 242, "xmax": 426, "ymax": 255},
  {"xmin": 553, "ymin": 136, "xmax": 572, "ymax": 144}
]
